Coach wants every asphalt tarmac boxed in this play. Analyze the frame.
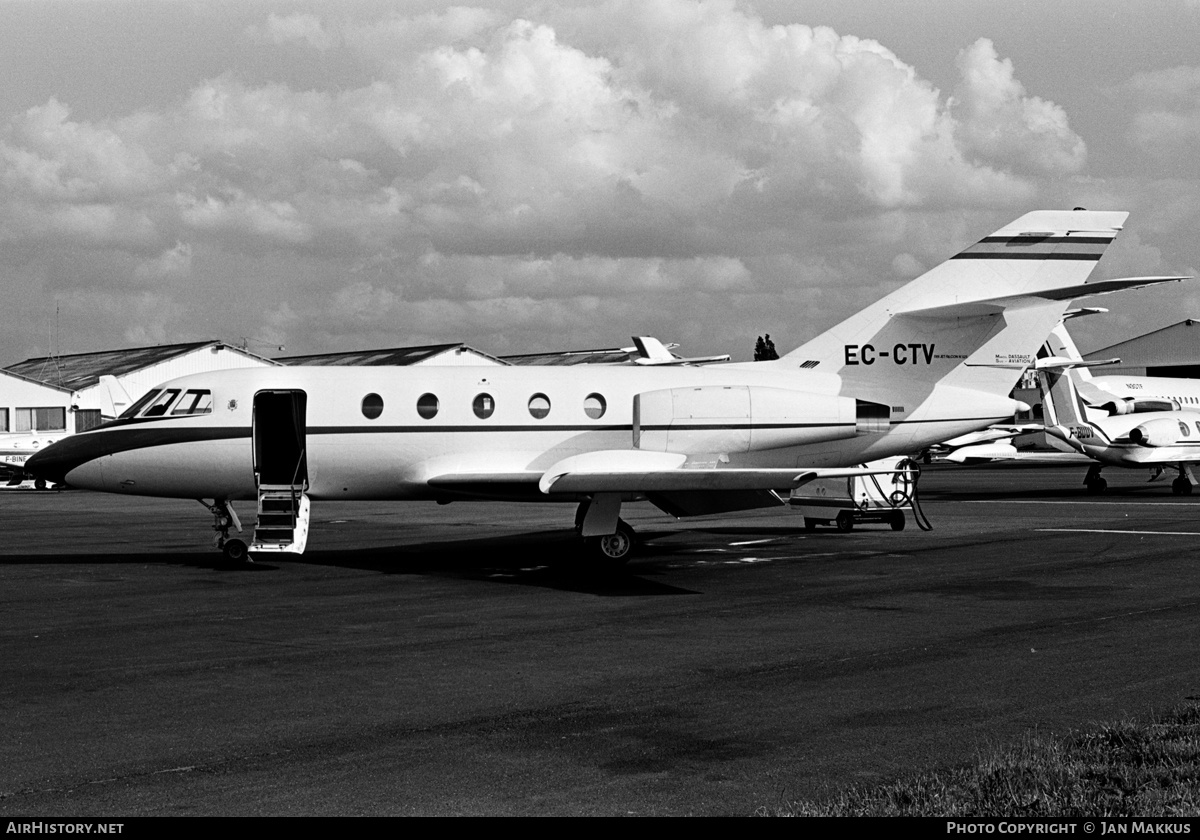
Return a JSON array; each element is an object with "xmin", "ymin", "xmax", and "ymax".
[{"xmin": 2, "ymin": 464, "xmax": 1199, "ymax": 816}]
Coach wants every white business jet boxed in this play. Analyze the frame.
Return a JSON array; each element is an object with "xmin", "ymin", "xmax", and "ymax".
[
  {"xmin": 27, "ymin": 210, "xmax": 1171, "ymax": 565},
  {"xmin": 1, "ymin": 432, "xmax": 68, "ymax": 488},
  {"xmin": 1039, "ymin": 320, "xmax": 1200, "ymax": 494}
]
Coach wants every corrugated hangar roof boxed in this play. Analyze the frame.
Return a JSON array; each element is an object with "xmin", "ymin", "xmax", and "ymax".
[
  {"xmin": 5, "ymin": 341, "xmax": 227, "ymax": 392},
  {"xmin": 277, "ymin": 343, "xmax": 509, "ymax": 366},
  {"xmin": 501, "ymin": 349, "xmax": 633, "ymax": 366}
]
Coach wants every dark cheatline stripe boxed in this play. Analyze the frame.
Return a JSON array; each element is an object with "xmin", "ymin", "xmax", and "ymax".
[
  {"xmin": 24, "ymin": 426, "xmax": 250, "ymax": 483},
  {"xmin": 309, "ymin": 422, "xmax": 853, "ymax": 435},
  {"xmin": 952, "ymin": 253, "xmax": 1103, "ymax": 261}
]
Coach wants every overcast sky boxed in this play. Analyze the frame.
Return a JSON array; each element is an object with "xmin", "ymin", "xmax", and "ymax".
[{"xmin": 3, "ymin": 0, "xmax": 1199, "ymax": 362}]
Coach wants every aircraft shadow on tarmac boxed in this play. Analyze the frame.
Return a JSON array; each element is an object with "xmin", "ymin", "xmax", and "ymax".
[
  {"xmin": 287, "ymin": 529, "xmax": 701, "ymax": 596},
  {"xmin": 1, "ymin": 528, "xmax": 700, "ymax": 596},
  {"xmin": 920, "ymin": 482, "xmax": 1193, "ymax": 502}
]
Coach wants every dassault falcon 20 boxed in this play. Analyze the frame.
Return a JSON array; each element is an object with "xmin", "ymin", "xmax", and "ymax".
[{"xmin": 27, "ymin": 210, "xmax": 1179, "ymax": 565}]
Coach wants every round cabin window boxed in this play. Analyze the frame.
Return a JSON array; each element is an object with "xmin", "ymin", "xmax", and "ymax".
[
  {"xmin": 417, "ymin": 393, "xmax": 439, "ymax": 419},
  {"xmin": 473, "ymin": 393, "xmax": 495, "ymax": 419},
  {"xmin": 583, "ymin": 393, "xmax": 606, "ymax": 420},
  {"xmin": 528, "ymin": 393, "xmax": 551, "ymax": 420},
  {"xmin": 362, "ymin": 393, "xmax": 384, "ymax": 420}
]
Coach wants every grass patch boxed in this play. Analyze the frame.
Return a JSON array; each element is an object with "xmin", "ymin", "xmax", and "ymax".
[{"xmin": 775, "ymin": 703, "xmax": 1200, "ymax": 816}]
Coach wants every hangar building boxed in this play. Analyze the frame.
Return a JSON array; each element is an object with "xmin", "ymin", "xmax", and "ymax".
[
  {"xmin": 1083, "ymin": 319, "xmax": 1200, "ymax": 378},
  {"xmin": 277, "ymin": 343, "xmax": 506, "ymax": 367},
  {"xmin": 2, "ymin": 341, "xmax": 276, "ymax": 434}
]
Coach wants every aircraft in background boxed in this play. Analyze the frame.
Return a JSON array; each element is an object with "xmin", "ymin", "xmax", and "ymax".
[
  {"xmin": 923, "ymin": 309, "xmax": 1119, "ymax": 466},
  {"xmin": 510, "ymin": 336, "xmax": 731, "ymax": 366},
  {"xmin": 0, "ymin": 432, "xmax": 68, "ymax": 488},
  {"xmin": 1039, "ymin": 320, "xmax": 1200, "ymax": 494},
  {"xmin": 924, "ymin": 425, "xmax": 1065, "ymax": 465},
  {"xmin": 27, "ymin": 210, "xmax": 1177, "ymax": 565},
  {"xmin": 626, "ymin": 336, "xmax": 731, "ymax": 366},
  {"xmin": 0, "ymin": 375, "xmax": 133, "ymax": 488}
]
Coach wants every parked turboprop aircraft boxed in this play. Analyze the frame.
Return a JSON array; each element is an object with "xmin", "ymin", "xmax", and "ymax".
[
  {"xmin": 1, "ymin": 432, "xmax": 67, "ymax": 487},
  {"xmin": 1039, "ymin": 321, "xmax": 1200, "ymax": 494},
  {"xmin": 27, "ymin": 210, "xmax": 1175, "ymax": 564}
]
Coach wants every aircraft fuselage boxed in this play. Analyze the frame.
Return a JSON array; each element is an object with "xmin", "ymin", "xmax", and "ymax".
[{"xmin": 30, "ymin": 363, "xmax": 1017, "ymax": 502}]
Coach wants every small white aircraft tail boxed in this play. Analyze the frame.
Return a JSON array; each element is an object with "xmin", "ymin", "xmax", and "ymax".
[
  {"xmin": 784, "ymin": 210, "xmax": 1148, "ymax": 407},
  {"xmin": 1037, "ymin": 321, "xmax": 1176, "ymax": 432}
]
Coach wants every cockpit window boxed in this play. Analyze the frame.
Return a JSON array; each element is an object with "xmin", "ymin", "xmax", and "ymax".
[
  {"xmin": 119, "ymin": 389, "xmax": 162, "ymax": 420},
  {"xmin": 120, "ymin": 388, "xmax": 213, "ymax": 419},
  {"xmin": 142, "ymin": 389, "xmax": 182, "ymax": 417},
  {"xmin": 170, "ymin": 390, "xmax": 213, "ymax": 416}
]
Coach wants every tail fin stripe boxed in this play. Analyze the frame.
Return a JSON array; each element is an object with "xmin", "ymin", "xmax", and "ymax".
[
  {"xmin": 978, "ymin": 236, "xmax": 1115, "ymax": 245},
  {"xmin": 952, "ymin": 253, "xmax": 1104, "ymax": 261}
]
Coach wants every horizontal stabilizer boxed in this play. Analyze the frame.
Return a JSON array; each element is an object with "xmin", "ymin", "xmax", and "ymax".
[
  {"xmin": 1034, "ymin": 356, "xmax": 1120, "ymax": 371},
  {"xmin": 1062, "ymin": 307, "xmax": 1109, "ymax": 321},
  {"xmin": 900, "ymin": 276, "xmax": 1189, "ymax": 318}
]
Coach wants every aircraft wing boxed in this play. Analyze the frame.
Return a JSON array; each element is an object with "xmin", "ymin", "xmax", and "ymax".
[
  {"xmin": 1104, "ymin": 448, "xmax": 1200, "ymax": 466},
  {"xmin": 427, "ymin": 451, "xmax": 904, "ymax": 497},
  {"xmin": 536, "ymin": 450, "xmax": 898, "ymax": 494}
]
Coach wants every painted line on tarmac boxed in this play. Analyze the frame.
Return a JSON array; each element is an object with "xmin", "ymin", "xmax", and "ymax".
[
  {"xmin": 1036, "ymin": 528, "xmax": 1200, "ymax": 536},
  {"xmin": 959, "ymin": 499, "xmax": 1200, "ymax": 506}
]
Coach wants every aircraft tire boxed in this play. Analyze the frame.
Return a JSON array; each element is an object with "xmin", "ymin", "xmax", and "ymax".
[
  {"xmin": 34, "ymin": 478, "xmax": 46, "ymax": 491},
  {"xmin": 1173, "ymin": 479, "xmax": 1192, "ymax": 495},
  {"xmin": 222, "ymin": 538, "xmax": 250, "ymax": 564},
  {"xmin": 835, "ymin": 512, "xmax": 854, "ymax": 532},
  {"xmin": 803, "ymin": 518, "xmax": 817, "ymax": 531},
  {"xmin": 585, "ymin": 519, "xmax": 635, "ymax": 567},
  {"xmin": 890, "ymin": 512, "xmax": 905, "ymax": 531},
  {"xmin": 1086, "ymin": 478, "xmax": 1107, "ymax": 494}
]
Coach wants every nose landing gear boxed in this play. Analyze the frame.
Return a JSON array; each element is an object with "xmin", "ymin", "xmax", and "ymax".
[{"xmin": 200, "ymin": 499, "xmax": 250, "ymax": 564}]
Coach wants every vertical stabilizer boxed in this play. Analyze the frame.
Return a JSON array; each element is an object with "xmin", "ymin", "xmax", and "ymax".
[{"xmin": 784, "ymin": 210, "xmax": 1127, "ymax": 405}]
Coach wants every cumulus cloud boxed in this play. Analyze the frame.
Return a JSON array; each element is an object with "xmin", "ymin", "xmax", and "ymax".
[
  {"xmin": 0, "ymin": 0, "xmax": 1097, "ymax": 355},
  {"xmin": 950, "ymin": 39, "xmax": 1086, "ymax": 176}
]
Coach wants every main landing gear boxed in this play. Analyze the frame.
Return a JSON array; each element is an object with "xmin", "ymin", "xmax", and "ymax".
[
  {"xmin": 1085, "ymin": 464, "xmax": 1196, "ymax": 495},
  {"xmin": 575, "ymin": 495, "xmax": 637, "ymax": 568},
  {"xmin": 1172, "ymin": 466, "xmax": 1195, "ymax": 496},
  {"xmin": 201, "ymin": 499, "xmax": 250, "ymax": 564}
]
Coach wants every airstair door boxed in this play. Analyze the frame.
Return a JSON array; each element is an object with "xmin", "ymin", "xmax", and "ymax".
[{"xmin": 251, "ymin": 390, "xmax": 310, "ymax": 554}]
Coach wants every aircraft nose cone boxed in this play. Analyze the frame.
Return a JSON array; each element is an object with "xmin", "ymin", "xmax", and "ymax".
[
  {"xmin": 24, "ymin": 446, "xmax": 71, "ymax": 485},
  {"xmin": 25, "ymin": 434, "xmax": 105, "ymax": 485}
]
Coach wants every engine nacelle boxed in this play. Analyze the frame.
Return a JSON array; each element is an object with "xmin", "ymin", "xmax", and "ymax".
[
  {"xmin": 1128, "ymin": 417, "xmax": 1185, "ymax": 447},
  {"xmin": 634, "ymin": 386, "xmax": 857, "ymax": 454},
  {"xmin": 1100, "ymin": 398, "xmax": 1179, "ymax": 416}
]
